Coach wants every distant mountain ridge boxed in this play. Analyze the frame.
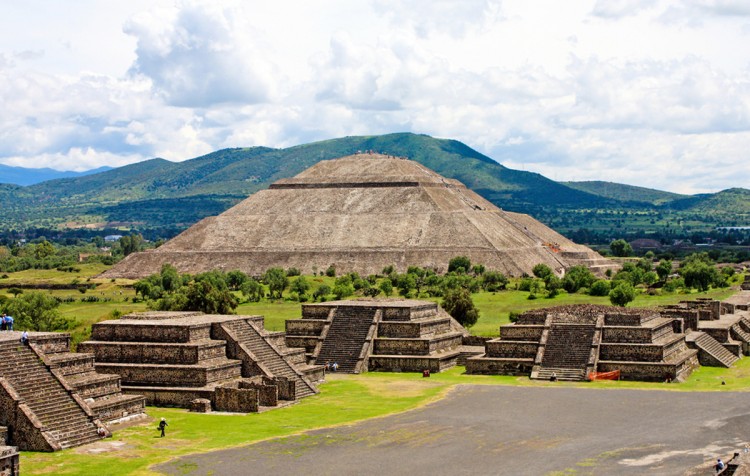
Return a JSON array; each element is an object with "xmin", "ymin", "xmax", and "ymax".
[
  {"xmin": 0, "ymin": 133, "xmax": 747, "ymax": 239},
  {"xmin": 0, "ymin": 164, "xmax": 112, "ymax": 186}
]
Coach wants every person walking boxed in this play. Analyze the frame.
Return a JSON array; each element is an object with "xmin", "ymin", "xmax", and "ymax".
[
  {"xmin": 158, "ymin": 418, "xmax": 168, "ymax": 437},
  {"xmin": 3, "ymin": 314, "xmax": 13, "ymax": 331}
]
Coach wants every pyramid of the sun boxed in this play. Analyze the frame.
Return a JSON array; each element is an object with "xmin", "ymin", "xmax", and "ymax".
[{"xmin": 102, "ymin": 153, "xmax": 612, "ymax": 278}]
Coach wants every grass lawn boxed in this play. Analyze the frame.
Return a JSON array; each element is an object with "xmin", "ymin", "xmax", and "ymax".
[{"xmin": 20, "ymin": 358, "xmax": 750, "ymax": 476}]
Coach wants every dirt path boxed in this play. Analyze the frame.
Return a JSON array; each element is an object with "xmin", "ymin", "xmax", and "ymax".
[{"xmin": 155, "ymin": 385, "xmax": 750, "ymax": 475}]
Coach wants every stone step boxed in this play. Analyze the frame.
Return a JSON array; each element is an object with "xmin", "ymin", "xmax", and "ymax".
[
  {"xmin": 731, "ymin": 324, "xmax": 750, "ymax": 344},
  {"xmin": 535, "ymin": 367, "xmax": 587, "ymax": 381},
  {"xmin": 222, "ymin": 320, "xmax": 317, "ymax": 398},
  {"xmin": 694, "ymin": 333, "xmax": 739, "ymax": 368}
]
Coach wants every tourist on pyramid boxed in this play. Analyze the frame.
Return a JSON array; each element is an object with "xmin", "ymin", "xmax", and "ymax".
[
  {"xmin": 3, "ymin": 314, "xmax": 13, "ymax": 331},
  {"xmin": 20, "ymin": 330, "xmax": 28, "ymax": 345}
]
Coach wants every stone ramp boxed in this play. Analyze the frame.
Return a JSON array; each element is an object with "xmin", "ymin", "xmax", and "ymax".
[
  {"xmin": 0, "ymin": 341, "xmax": 104, "ymax": 450},
  {"xmin": 689, "ymin": 332, "xmax": 740, "ymax": 368},
  {"xmin": 316, "ymin": 307, "xmax": 378, "ymax": 373},
  {"xmin": 534, "ymin": 324, "xmax": 595, "ymax": 381},
  {"xmin": 218, "ymin": 319, "xmax": 317, "ymax": 398}
]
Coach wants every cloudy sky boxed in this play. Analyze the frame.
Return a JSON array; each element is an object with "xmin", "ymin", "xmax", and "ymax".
[{"xmin": 1, "ymin": 0, "xmax": 749, "ymax": 194}]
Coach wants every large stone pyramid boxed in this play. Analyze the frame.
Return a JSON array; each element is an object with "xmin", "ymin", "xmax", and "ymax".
[{"xmin": 102, "ymin": 153, "xmax": 612, "ymax": 278}]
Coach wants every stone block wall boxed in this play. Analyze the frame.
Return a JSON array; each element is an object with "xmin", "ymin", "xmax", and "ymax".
[
  {"xmin": 0, "ymin": 446, "xmax": 19, "ymax": 476},
  {"xmin": 381, "ymin": 307, "xmax": 413, "ymax": 321},
  {"xmin": 91, "ymin": 322, "xmax": 211, "ymax": 343},
  {"xmin": 378, "ymin": 318, "xmax": 451, "ymax": 339},
  {"xmin": 662, "ymin": 309, "xmax": 699, "ymax": 332},
  {"xmin": 599, "ymin": 343, "xmax": 666, "ymax": 362},
  {"xmin": 78, "ymin": 341, "xmax": 226, "ymax": 365},
  {"xmin": 486, "ymin": 341, "xmax": 538, "ymax": 359},
  {"xmin": 465, "ymin": 357, "xmax": 534, "ymax": 375},
  {"xmin": 214, "ymin": 387, "xmax": 258, "ymax": 413},
  {"xmin": 27, "ymin": 335, "xmax": 70, "ymax": 354},
  {"xmin": 95, "ymin": 361, "xmax": 241, "ymax": 387},
  {"xmin": 301, "ymin": 305, "xmax": 334, "ymax": 319},
  {"xmin": 602, "ymin": 321, "xmax": 672, "ymax": 344},
  {"xmin": 285, "ymin": 319, "xmax": 328, "ymax": 336},
  {"xmin": 239, "ymin": 379, "xmax": 278, "ymax": 407},
  {"xmin": 0, "ymin": 379, "xmax": 56, "ymax": 451},
  {"xmin": 499, "ymin": 325, "xmax": 544, "ymax": 341},
  {"xmin": 368, "ymin": 355, "xmax": 456, "ymax": 373}
]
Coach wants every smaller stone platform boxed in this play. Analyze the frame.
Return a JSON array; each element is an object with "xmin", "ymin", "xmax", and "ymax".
[
  {"xmin": 467, "ymin": 304, "xmax": 700, "ymax": 382},
  {"xmin": 79, "ymin": 312, "xmax": 321, "ymax": 412},
  {"xmin": 285, "ymin": 299, "xmax": 468, "ymax": 373}
]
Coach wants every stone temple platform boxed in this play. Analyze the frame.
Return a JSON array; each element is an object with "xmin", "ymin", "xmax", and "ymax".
[
  {"xmin": 466, "ymin": 304, "xmax": 700, "ymax": 382},
  {"xmin": 467, "ymin": 297, "xmax": 750, "ymax": 382},
  {"xmin": 79, "ymin": 312, "xmax": 323, "ymax": 412},
  {"xmin": 285, "ymin": 299, "xmax": 468, "ymax": 373},
  {"xmin": 0, "ymin": 332, "xmax": 125, "ymax": 451}
]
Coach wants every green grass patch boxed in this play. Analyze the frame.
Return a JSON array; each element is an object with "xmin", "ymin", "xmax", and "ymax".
[{"xmin": 20, "ymin": 359, "xmax": 750, "ymax": 476}]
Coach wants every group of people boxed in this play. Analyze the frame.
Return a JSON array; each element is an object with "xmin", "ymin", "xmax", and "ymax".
[
  {"xmin": 324, "ymin": 361, "xmax": 339, "ymax": 372},
  {"xmin": 0, "ymin": 313, "xmax": 13, "ymax": 331}
]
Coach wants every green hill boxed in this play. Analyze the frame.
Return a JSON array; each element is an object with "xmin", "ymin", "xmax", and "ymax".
[
  {"xmin": 0, "ymin": 133, "xmax": 748, "ymax": 243},
  {"xmin": 563, "ymin": 181, "xmax": 687, "ymax": 205}
]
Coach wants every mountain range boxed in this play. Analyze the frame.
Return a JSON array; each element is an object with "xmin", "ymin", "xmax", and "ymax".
[
  {"xmin": 0, "ymin": 164, "xmax": 112, "ymax": 186},
  {"xmin": 1, "ymin": 133, "xmax": 747, "ymax": 242}
]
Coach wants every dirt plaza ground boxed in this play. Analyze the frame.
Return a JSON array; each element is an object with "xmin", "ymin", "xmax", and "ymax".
[{"xmin": 157, "ymin": 385, "xmax": 750, "ymax": 475}]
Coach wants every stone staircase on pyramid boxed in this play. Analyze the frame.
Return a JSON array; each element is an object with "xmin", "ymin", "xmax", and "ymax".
[
  {"xmin": 688, "ymin": 332, "xmax": 740, "ymax": 368},
  {"xmin": 315, "ymin": 306, "xmax": 379, "ymax": 373},
  {"xmin": 534, "ymin": 324, "xmax": 596, "ymax": 381},
  {"xmin": 0, "ymin": 338, "xmax": 108, "ymax": 451},
  {"xmin": 217, "ymin": 318, "xmax": 319, "ymax": 398},
  {"xmin": 286, "ymin": 300, "xmax": 466, "ymax": 374}
]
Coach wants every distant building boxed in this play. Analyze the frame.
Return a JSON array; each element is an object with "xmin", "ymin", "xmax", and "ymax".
[
  {"xmin": 629, "ymin": 238, "xmax": 661, "ymax": 251},
  {"xmin": 104, "ymin": 235, "xmax": 123, "ymax": 243}
]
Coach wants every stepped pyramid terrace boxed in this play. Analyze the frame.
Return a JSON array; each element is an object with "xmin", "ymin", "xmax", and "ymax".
[
  {"xmin": 101, "ymin": 153, "xmax": 615, "ymax": 279},
  {"xmin": 467, "ymin": 296, "xmax": 750, "ymax": 381},
  {"xmin": 78, "ymin": 311, "xmax": 323, "ymax": 412},
  {"xmin": 0, "ymin": 331, "xmax": 145, "ymax": 452},
  {"xmin": 284, "ymin": 299, "xmax": 469, "ymax": 373}
]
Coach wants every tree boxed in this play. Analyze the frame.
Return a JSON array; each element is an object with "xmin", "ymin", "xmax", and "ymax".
[
  {"xmin": 182, "ymin": 280, "xmax": 238, "ymax": 314},
  {"xmin": 263, "ymin": 268, "xmax": 288, "ymax": 299},
  {"xmin": 561, "ymin": 266, "xmax": 596, "ymax": 293},
  {"xmin": 448, "ymin": 256, "xmax": 471, "ymax": 274},
  {"xmin": 290, "ymin": 276, "xmax": 311, "ymax": 298},
  {"xmin": 325, "ymin": 265, "xmax": 337, "ymax": 277},
  {"xmin": 656, "ymin": 260, "xmax": 672, "ymax": 282},
  {"xmin": 610, "ymin": 239, "xmax": 633, "ymax": 257},
  {"xmin": 589, "ymin": 279, "xmax": 611, "ymax": 296},
  {"xmin": 160, "ymin": 264, "xmax": 181, "ymax": 293},
  {"xmin": 378, "ymin": 278, "xmax": 393, "ymax": 297},
  {"xmin": 532, "ymin": 263, "xmax": 553, "ymax": 281},
  {"xmin": 226, "ymin": 270, "xmax": 249, "ymax": 290},
  {"xmin": 442, "ymin": 288, "xmax": 480, "ymax": 328},
  {"xmin": 241, "ymin": 278, "xmax": 264, "ymax": 302},
  {"xmin": 119, "ymin": 234, "xmax": 144, "ymax": 256},
  {"xmin": 34, "ymin": 240, "xmax": 55, "ymax": 259},
  {"xmin": 609, "ymin": 283, "xmax": 636, "ymax": 307},
  {"xmin": 681, "ymin": 261, "xmax": 719, "ymax": 292},
  {"xmin": 313, "ymin": 284, "xmax": 331, "ymax": 301},
  {"xmin": 332, "ymin": 283, "xmax": 354, "ymax": 300},
  {"xmin": 545, "ymin": 275, "xmax": 563, "ymax": 298},
  {"xmin": 5, "ymin": 291, "xmax": 73, "ymax": 331},
  {"xmin": 394, "ymin": 273, "xmax": 416, "ymax": 298},
  {"xmin": 481, "ymin": 271, "xmax": 508, "ymax": 292}
]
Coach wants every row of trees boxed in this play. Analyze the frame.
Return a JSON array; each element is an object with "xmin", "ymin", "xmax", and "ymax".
[{"xmin": 521, "ymin": 251, "xmax": 737, "ymax": 307}]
